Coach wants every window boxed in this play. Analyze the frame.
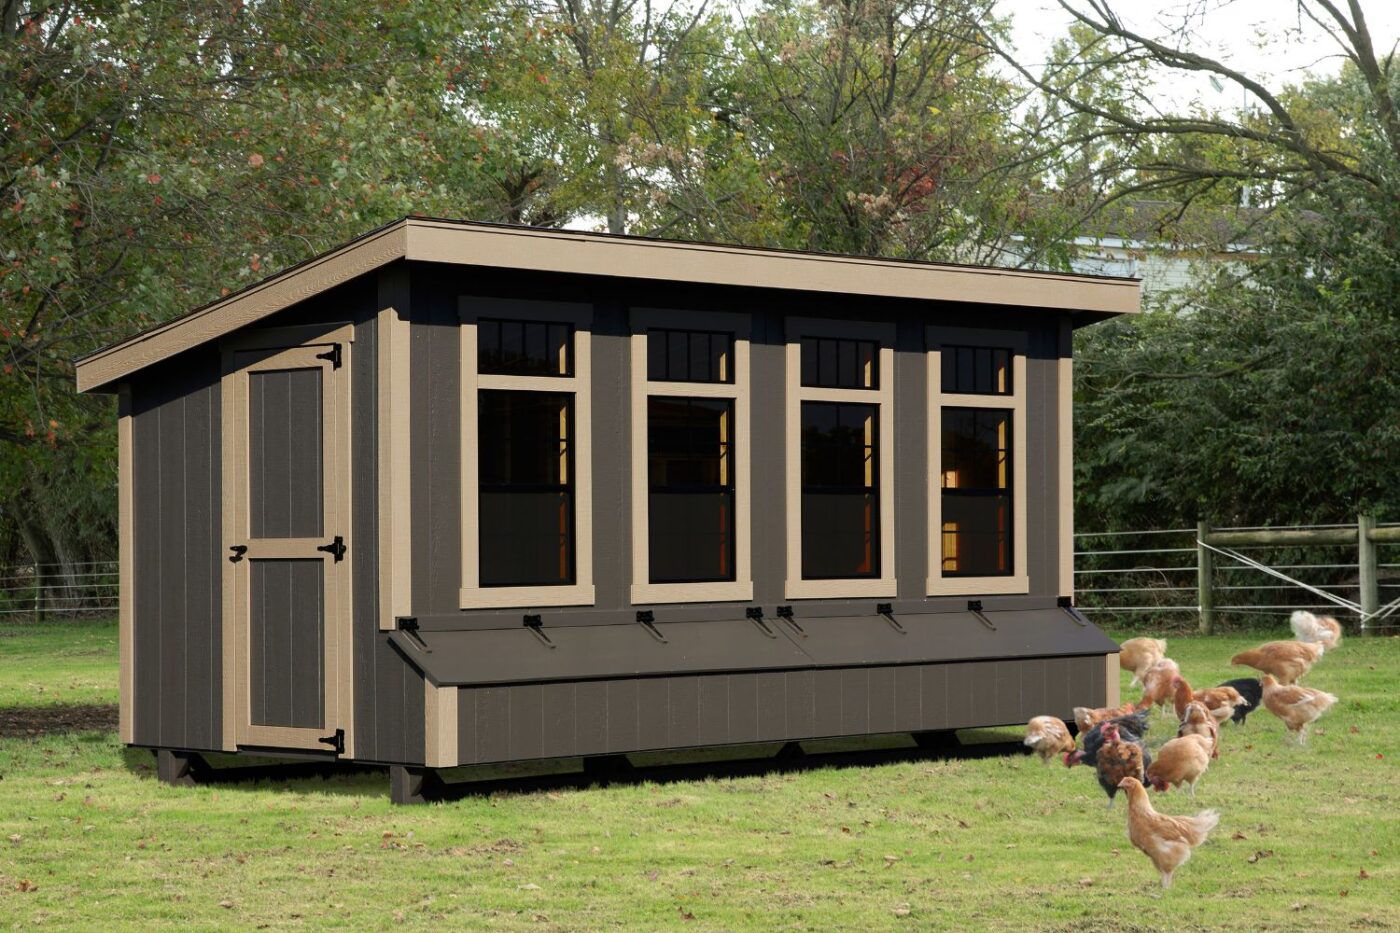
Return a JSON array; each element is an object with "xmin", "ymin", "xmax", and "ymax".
[
  {"xmin": 459, "ymin": 298, "xmax": 594, "ymax": 609},
  {"xmin": 478, "ymin": 391, "xmax": 574, "ymax": 586},
  {"xmin": 630, "ymin": 310, "xmax": 751, "ymax": 604},
  {"xmin": 786, "ymin": 318, "xmax": 895, "ymax": 599},
  {"xmin": 648, "ymin": 397, "xmax": 734, "ymax": 583},
  {"xmin": 927, "ymin": 328, "xmax": 1027, "ymax": 595},
  {"xmin": 801, "ymin": 402, "xmax": 878, "ymax": 579}
]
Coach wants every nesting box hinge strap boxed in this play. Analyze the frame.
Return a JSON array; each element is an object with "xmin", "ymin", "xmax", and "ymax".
[
  {"xmin": 967, "ymin": 600, "xmax": 996, "ymax": 631},
  {"xmin": 774, "ymin": 605, "xmax": 805, "ymax": 637},
  {"xmin": 746, "ymin": 607, "xmax": 776, "ymax": 639},
  {"xmin": 318, "ymin": 728, "xmax": 345, "ymax": 756},
  {"xmin": 314, "ymin": 344, "xmax": 342, "ymax": 369},
  {"xmin": 397, "ymin": 617, "xmax": 429, "ymax": 651},
  {"xmin": 636, "ymin": 611, "xmax": 667, "ymax": 643},
  {"xmin": 1057, "ymin": 596, "xmax": 1089, "ymax": 627},
  {"xmin": 877, "ymin": 602, "xmax": 905, "ymax": 634},
  {"xmin": 523, "ymin": 614, "xmax": 555, "ymax": 648}
]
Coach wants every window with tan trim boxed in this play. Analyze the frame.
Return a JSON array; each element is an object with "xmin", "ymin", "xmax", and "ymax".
[
  {"xmin": 785, "ymin": 317, "xmax": 896, "ymax": 599},
  {"xmin": 630, "ymin": 308, "xmax": 752, "ymax": 604},
  {"xmin": 460, "ymin": 297, "xmax": 594, "ymax": 609},
  {"xmin": 927, "ymin": 327, "xmax": 1028, "ymax": 596}
]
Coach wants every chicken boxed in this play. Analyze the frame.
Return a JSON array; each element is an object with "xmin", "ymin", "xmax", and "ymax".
[
  {"xmin": 1118, "ymin": 637, "xmax": 1168, "ymax": 687},
  {"xmin": 1072, "ymin": 699, "xmax": 1151, "ymax": 735},
  {"xmin": 1177, "ymin": 701, "xmax": 1220, "ymax": 758},
  {"xmin": 1170, "ymin": 676, "xmax": 1246, "ymax": 726},
  {"xmin": 1218, "ymin": 678, "xmax": 1263, "ymax": 725},
  {"xmin": 1145, "ymin": 734, "xmax": 1213, "ymax": 797},
  {"xmin": 1023, "ymin": 715, "xmax": 1076, "ymax": 764},
  {"xmin": 1139, "ymin": 658, "xmax": 1182, "ymax": 712},
  {"xmin": 1094, "ymin": 722, "xmax": 1151, "ymax": 809},
  {"xmin": 1231, "ymin": 640, "xmax": 1323, "ymax": 684},
  {"xmin": 1118, "ymin": 776, "xmax": 1221, "ymax": 888},
  {"xmin": 1261, "ymin": 674, "xmax": 1339, "ymax": 744},
  {"xmin": 1290, "ymin": 610, "xmax": 1343, "ymax": 650},
  {"xmin": 1065, "ymin": 710, "xmax": 1150, "ymax": 768}
]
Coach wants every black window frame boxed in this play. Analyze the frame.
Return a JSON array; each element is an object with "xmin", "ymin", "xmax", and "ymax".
[
  {"xmin": 646, "ymin": 395, "xmax": 737, "ymax": 584},
  {"xmin": 800, "ymin": 400, "xmax": 881, "ymax": 580},
  {"xmin": 939, "ymin": 406, "xmax": 1013, "ymax": 578},
  {"xmin": 646, "ymin": 328, "xmax": 735, "ymax": 384},
  {"xmin": 478, "ymin": 317, "xmax": 575, "ymax": 378}
]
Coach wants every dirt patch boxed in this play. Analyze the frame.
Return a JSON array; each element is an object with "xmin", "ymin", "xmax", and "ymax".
[{"xmin": 0, "ymin": 704, "xmax": 117, "ymax": 738}]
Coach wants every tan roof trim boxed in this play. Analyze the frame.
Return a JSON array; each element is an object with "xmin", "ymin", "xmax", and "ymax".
[
  {"xmin": 77, "ymin": 217, "xmax": 1138, "ymax": 393},
  {"xmin": 76, "ymin": 223, "xmax": 408, "ymax": 392}
]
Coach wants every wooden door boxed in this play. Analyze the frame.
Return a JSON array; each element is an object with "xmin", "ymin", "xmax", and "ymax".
[{"xmin": 223, "ymin": 341, "xmax": 352, "ymax": 753}]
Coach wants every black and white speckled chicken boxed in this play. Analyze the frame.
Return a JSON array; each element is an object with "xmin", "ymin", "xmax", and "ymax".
[
  {"xmin": 1064, "ymin": 710, "xmax": 1149, "ymax": 768},
  {"xmin": 1094, "ymin": 721, "xmax": 1152, "ymax": 809}
]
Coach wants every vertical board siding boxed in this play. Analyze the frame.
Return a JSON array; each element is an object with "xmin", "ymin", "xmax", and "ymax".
[
  {"xmin": 451, "ymin": 656, "xmax": 1107, "ymax": 766},
  {"xmin": 410, "ymin": 271, "xmax": 461, "ymax": 614},
  {"xmin": 249, "ymin": 559, "xmax": 325, "ymax": 728},
  {"xmin": 130, "ymin": 361, "xmax": 222, "ymax": 750}
]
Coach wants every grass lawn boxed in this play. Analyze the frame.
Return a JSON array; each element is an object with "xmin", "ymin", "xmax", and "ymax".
[{"xmin": 1, "ymin": 620, "xmax": 1396, "ymax": 930}]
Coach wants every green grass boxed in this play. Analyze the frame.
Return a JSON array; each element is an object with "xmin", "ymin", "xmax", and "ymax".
[
  {"xmin": 1, "ymin": 622, "xmax": 1396, "ymax": 930},
  {"xmin": 0, "ymin": 619, "xmax": 119, "ymax": 709}
]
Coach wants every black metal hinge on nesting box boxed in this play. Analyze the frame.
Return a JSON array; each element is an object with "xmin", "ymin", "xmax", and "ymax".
[
  {"xmin": 636, "ymin": 610, "xmax": 667, "ymax": 643},
  {"xmin": 876, "ymin": 602, "xmax": 906, "ymax": 634},
  {"xmin": 1058, "ymin": 595, "xmax": 1089, "ymax": 626},
  {"xmin": 746, "ymin": 606, "xmax": 776, "ymax": 639},
  {"xmin": 318, "ymin": 728, "xmax": 345, "ymax": 756},
  {"xmin": 967, "ymin": 599, "xmax": 996, "ymax": 631},
  {"xmin": 398, "ymin": 616, "xmax": 429, "ymax": 651},
  {"xmin": 315, "ymin": 343, "xmax": 342, "ymax": 369},
  {"xmin": 523, "ymin": 614, "xmax": 555, "ymax": 648},
  {"xmin": 775, "ymin": 605, "xmax": 805, "ymax": 637}
]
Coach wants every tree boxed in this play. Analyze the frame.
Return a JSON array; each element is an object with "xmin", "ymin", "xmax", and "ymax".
[{"xmin": 1003, "ymin": 1, "xmax": 1400, "ymax": 528}]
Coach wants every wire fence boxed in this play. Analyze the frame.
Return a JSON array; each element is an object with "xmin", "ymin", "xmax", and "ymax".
[
  {"xmin": 0, "ymin": 561, "xmax": 118, "ymax": 619},
  {"xmin": 3, "ymin": 519, "xmax": 1398, "ymax": 631},
  {"xmin": 1075, "ymin": 521, "xmax": 1400, "ymax": 632}
]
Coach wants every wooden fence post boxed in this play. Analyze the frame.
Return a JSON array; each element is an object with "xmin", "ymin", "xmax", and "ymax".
[
  {"xmin": 1197, "ymin": 521, "xmax": 1214, "ymax": 635},
  {"xmin": 1358, "ymin": 513, "xmax": 1377, "ymax": 635}
]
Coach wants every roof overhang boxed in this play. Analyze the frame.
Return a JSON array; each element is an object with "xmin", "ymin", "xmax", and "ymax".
[{"xmin": 76, "ymin": 217, "xmax": 1140, "ymax": 393}]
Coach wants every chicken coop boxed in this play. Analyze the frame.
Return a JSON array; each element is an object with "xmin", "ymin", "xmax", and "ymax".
[{"xmin": 76, "ymin": 218, "xmax": 1137, "ymax": 802}]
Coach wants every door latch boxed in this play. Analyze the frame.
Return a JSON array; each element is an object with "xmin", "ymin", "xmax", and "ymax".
[
  {"xmin": 228, "ymin": 544, "xmax": 248, "ymax": 563},
  {"xmin": 316, "ymin": 536, "xmax": 346, "ymax": 561}
]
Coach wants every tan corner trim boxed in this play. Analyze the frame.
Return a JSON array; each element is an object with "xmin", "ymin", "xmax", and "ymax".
[
  {"xmin": 1105, "ymin": 653, "xmax": 1121, "ymax": 707},
  {"xmin": 378, "ymin": 305, "xmax": 412, "ymax": 630},
  {"xmin": 459, "ymin": 297, "xmax": 595, "ymax": 610},
  {"xmin": 784, "ymin": 317, "xmax": 897, "ymax": 600},
  {"xmin": 117, "ymin": 385, "xmax": 134, "ymax": 745},
  {"xmin": 1058, "ymin": 356, "xmax": 1075, "ymax": 600},
  {"xmin": 629, "ymin": 307, "xmax": 752, "ymax": 604},
  {"xmin": 333, "ymin": 340, "xmax": 356, "ymax": 759},
  {"xmin": 77, "ymin": 224, "xmax": 407, "ymax": 392},
  {"xmin": 219, "ymin": 354, "xmax": 240, "ymax": 751},
  {"xmin": 424, "ymin": 681, "xmax": 459, "ymax": 768},
  {"xmin": 926, "ymin": 327, "xmax": 1030, "ymax": 597}
]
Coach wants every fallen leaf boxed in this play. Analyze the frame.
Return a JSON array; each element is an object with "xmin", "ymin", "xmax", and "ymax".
[
  {"xmin": 884, "ymin": 855, "xmax": 900, "ymax": 867},
  {"xmin": 518, "ymin": 883, "xmax": 541, "ymax": 891},
  {"xmin": 892, "ymin": 906, "xmax": 912, "ymax": 917},
  {"xmin": 1340, "ymin": 890, "xmax": 1349, "ymax": 898},
  {"xmin": 1349, "ymin": 726, "xmax": 1360, "ymax": 734},
  {"xmin": 678, "ymin": 906, "xmax": 696, "ymax": 921},
  {"xmin": 219, "ymin": 900, "xmax": 234, "ymax": 909},
  {"xmin": 1358, "ymin": 869, "xmax": 1370, "ymax": 880},
  {"xmin": 1077, "ymin": 877, "xmax": 1093, "ymax": 887},
  {"xmin": 7, "ymin": 834, "xmax": 20, "ymax": 844},
  {"xmin": 1231, "ymin": 832, "xmax": 1247, "ymax": 841},
  {"xmin": 1290, "ymin": 903, "xmax": 1306, "ymax": 912},
  {"xmin": 1247, "ymin": 850, "xmax": 1274, "ymax": 864},
  {"xmin": 646, "ymin": 870, "xmax": 659, "ymax": 881},
  {"xmin": 17, "ymin": 880, "xmax": 37, "ymax": 893},
  {"xmin": 962, "ymin": 854, "xmax": 975, "ymax": 862}
]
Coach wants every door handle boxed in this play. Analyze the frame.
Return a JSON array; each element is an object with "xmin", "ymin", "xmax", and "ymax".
[{"xmin": 228, "ymin": 545, "xmax": 247, "ymax": 563}]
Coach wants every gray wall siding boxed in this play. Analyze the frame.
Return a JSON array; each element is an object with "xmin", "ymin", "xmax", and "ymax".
[
  {"xmin": 453, "ymin": 654, "xmax": 1106, "ymax": 766},
  {"xmin": 130, "ymin": 359, "xmax": 222, "ymax": 750}
]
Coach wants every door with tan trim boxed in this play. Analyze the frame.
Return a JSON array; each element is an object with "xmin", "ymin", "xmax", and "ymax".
[{"xmin": 224, "ymin": 342, "xmax": 352, "ymax": 753}]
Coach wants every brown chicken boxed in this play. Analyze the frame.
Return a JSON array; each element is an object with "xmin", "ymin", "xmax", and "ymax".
[
  {"xmin": 1118, "ymin": 637, "xmax": 1168, "ymax": 687},
  {"xmin": 1261, "ymin": 674, "xmax": 1339, "ymax": 744},
  {"xmin": 1139, "ymin": 658, "xmax": 1182, "ymax": 712},
  {"xmin": 1073, "ymin": 698, "xmax": 1152, "ymax": 734},
  {"xmin": 1023, "ymin": 715, "xmax": 1076, "ymax": 764},
  {"xmin": 1290, "ymin": 610, "xmax": 1343, "ymax": 650},
  {"xmin": 1177, "ymin": 701, "xmax": 1220, "ymax": 758},
  {"xmin": 1230, "ymin": 640, "xmax": 1323, "ymax": 685},
  {"xmin": 1118, "ymin": 776, "xmax": 1221, "ymax": 888},
  {"xmin": 1145, "ymin": 734, "xmax": 1213, "ymax": 797},
  {"xmin": 1171, "ymin": 677, "xmax": 1246, "ymax": 725},
  {"xmin": 1095, "ymin": 722, "xmax": 1150, "ymax": 809}
]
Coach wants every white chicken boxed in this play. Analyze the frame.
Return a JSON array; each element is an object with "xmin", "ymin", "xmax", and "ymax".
[{"xmin": 1290, "ymin": 610, "xmax": 1342, "ymax": 651}]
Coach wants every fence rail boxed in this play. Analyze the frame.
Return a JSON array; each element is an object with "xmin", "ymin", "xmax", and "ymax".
[{"xmin": 0, "ymin": 561, "xmax": 118, "ymax": 619}]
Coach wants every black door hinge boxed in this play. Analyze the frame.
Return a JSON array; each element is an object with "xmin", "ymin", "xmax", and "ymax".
[
  {"xmin": 317, "ymin": 535, "xmax": 346, "ymax": 561},
  {"xmin": 228, "ymin": 544, "xmax": 247, "ymax": 563},
  {"xmin": 315, "ymin": 344, "xmax": 342, "ymax": 369},
  {"xmin": 318, "ymin": 728, "xmax": 345, "ymax": 756}
]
